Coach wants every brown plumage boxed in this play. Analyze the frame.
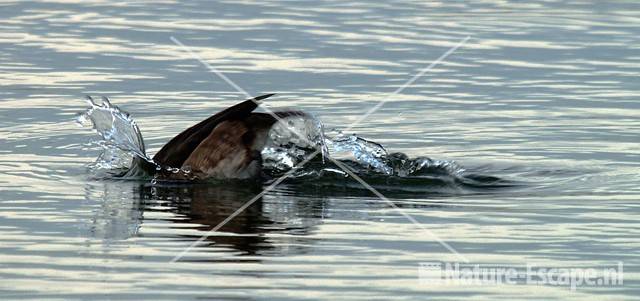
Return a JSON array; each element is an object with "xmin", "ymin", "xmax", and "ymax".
[{"xmin": 146, "ymin": 94, "xmax": 304, "ymax": 180}]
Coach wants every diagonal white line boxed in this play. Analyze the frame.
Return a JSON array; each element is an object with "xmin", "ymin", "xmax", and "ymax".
[
  {"xmin": 168, "ymin": 36, "xmax": 471, "ymax": 263},
  {"xmin": 171, "ymin": 36, "xmax": 325, "ymax": 153},
  {"xmin": 170, "ymin": 149, "xmax": 322, "ymax": 263},
  {"xmin": 170, "ymin": 36, "xmax": 252, "ymax": 98},
  {"xmin": 328, "ymin": 158, "xmax": 469, "ymax": 263},
  {"xmin": 173, "ymin": 32, "xmax": 330, "ymax": 149},
  {"xmin": 345, "ymin": 36, "xmax": 470, "ymax": 132}
]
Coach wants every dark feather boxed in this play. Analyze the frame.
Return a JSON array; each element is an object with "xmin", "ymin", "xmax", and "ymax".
[
  {"xmin": 149, "ymin": 94, "xmax": 312, "ymax": 179},
  {"xmin": 152, "ymin": 94, "xmax": 274, "ymax": 168}
]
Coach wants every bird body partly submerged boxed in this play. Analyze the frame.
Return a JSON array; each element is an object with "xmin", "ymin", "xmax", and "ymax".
[{"xmin": 126, "ymin": 94, "xmax": 306, "ymax": 180}]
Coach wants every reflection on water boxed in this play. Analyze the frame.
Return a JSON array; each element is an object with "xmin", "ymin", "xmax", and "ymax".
[
  {"xmin": 85, "ymin": 181, "xmax": 324, "ymax": 259},
  {"xmin": 1, "ymin": 0, "xmax": 639, "ymax": 300}
]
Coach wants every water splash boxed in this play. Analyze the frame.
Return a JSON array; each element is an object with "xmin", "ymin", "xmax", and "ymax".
[
  {"xmin": 77, "ymin": 95, "xmax": 154, "ymax": 175},
  {"xmin": 262, "ymin": 115, "xmax": 328, "ymax": 172},
  {"xmin": 263, "ymin": 126, "xmax": 466, "ymax": 179},
  {"xmin": 326, "ymin": 131, "xmax": 393, "ymax": 175},
  {"xmin": 78, "ymin": 96, "xmax": 476, "ymax": 188}
]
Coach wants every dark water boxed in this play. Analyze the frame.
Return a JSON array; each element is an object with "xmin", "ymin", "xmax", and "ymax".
[{"xmin": 1, "ymin": 0, "xmax": 639, "ymax": 300}]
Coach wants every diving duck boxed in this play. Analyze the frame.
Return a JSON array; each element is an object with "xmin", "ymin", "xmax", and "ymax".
[{"xmin": 122, "ymin": 94, "xmax": 307, "ymax": 180}]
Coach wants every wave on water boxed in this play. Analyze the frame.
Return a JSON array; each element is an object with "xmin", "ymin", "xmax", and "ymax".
[{"xmin": 77, "ymin": 97, "xmax": 514, "ymax": 193}]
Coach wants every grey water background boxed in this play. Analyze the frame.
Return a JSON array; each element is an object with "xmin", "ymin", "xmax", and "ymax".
[{"xmin": 1, "ymin": 0, "xmax": 639, "ymax": 300}]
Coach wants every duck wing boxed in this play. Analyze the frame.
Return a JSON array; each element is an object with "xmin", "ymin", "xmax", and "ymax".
[
  {"xmin": 180, "ymin": 119, "xmax": 262, "ymax": 179},
  {"xmin": 152, "ymin": 94, "xmax": 274, "ymax": 169},
  {"xmin": 178, "ymin": 111, "xmax": 308, "ymax": 179}
]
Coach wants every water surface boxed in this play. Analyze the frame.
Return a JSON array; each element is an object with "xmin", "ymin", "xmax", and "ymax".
[{"xmin": 1, "ymin": 0, "xmax": 639, "ymax": 300}]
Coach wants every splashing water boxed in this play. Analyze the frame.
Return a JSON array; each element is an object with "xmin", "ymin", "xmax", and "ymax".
[
  {"xmin": 76, "ymin": 96, "xmax": 155, "ymax": 175},
  {"xmin": 261, "ymin": 115, "xmax": 329, "ymax": 172},
  {"xmin": 77, "ymin": 96, "xmax": 477, "ymax": 188},
  {"xmin": 326, "ymin": 131, "xmax": 393, "ymax": 175}
]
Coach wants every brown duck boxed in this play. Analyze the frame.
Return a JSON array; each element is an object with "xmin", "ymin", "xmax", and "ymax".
[{"xmin": 129, "ymin": 94, "xmax": 305, "ymax": 180}]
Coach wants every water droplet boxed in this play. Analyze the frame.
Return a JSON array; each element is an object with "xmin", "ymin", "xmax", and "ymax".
[
  {"xmin": 75, "ymin": 113, "xmax": 88, "ymax": 127},
  {"xmin": 101, "ymin": 96, "xmax": 112, "ymax": 108},
  {"xmin": 84, "ymin": 95, "xmax": 96, "ymax": 106}
]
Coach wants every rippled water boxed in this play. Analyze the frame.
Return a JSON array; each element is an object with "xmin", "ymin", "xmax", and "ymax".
[{"xmin": 1, "ymin": 1, "xmax": 639, "ymax": 300}]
